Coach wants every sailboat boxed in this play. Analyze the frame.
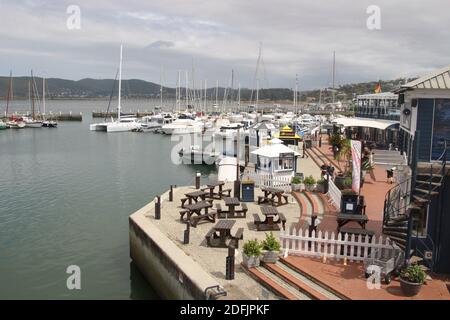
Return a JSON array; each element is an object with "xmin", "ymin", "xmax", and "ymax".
[
  {"xmin": 90, "ymin": 45, "xmax": 141, "ymax": 132},
  {"xmin": 23, "ymin": 71, "xmax": 43, "ymax": 128},
  {"xmin": 4, "ymin": 72, "xmax": 25, "ymax": 129},
  {"xmin": 41, "ymin": 77, "xmax": 57, "ymax": 127}
]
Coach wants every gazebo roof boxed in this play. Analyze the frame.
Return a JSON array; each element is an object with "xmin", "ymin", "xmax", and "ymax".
[{"xmin": 251, "ymin": 143, "xmax": 300, "ymax": 158}]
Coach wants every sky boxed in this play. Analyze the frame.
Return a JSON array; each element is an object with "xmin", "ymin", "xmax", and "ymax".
[{"xmin": 0, "ymin": 0, "xmax": 449, "ymax": 89}]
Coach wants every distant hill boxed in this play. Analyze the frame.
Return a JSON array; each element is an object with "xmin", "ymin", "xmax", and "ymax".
[{"xmin": 0, "ymin": 76, "xmax": 414, "ymax": 101}]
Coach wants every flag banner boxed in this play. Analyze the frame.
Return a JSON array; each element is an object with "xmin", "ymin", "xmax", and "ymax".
[
  {"xmin": 351, "ymin": 140, "xmax": 362, "ymax": 193},
  {"xmin": 374, "ymin": 83, "xmax": 382, "ymax": 93}
]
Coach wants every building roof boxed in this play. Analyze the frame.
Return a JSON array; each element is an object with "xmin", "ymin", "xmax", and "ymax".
[
  {"xmin": 397, "ymin": 64, "xmax": 450, "ymax": 91},
  {"xmin": 332, "ymin": 117, "xmax": 399, "ymax": 130},
  {"xmin": 357, "ymin": 92, "xmax": 398, "ymax": 99},
  {"xmin": 251, "ymin": 143, "xmax": 300, "ymax": 158},
  {"xmin": 251, "ymin": 121, "xmax": 275, "ymax": 130}
]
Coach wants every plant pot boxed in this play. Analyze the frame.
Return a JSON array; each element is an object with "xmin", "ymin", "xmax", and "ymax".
[
  {"xmin": 291, "ymin": 183, "xmax": 301, "ymax": 192},
  {"xmin": 316, "ymin": 184, "xmax": 325, "ymax": 193},
  {"xmin": 261, "ymin": 251, "xmax": 279, "ymax": 264},
  {"xmin": 305, "ymin": 184, "xmax": 316, "ymax": 192},
  {"xmin": 400, "ymin": 278, "xmax": 423, "ymax": 297},
  {"xmin": 242, "ymin": 254, "xmax": 260, "ymax": 268},
  {"xmin": 334, "ymin": 175, "xmax": 346, "ymax": 189}
]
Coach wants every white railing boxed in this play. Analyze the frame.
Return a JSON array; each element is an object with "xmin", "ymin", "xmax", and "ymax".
[
  {"xmin": 245, "ymin": 173, "xmax": 292, "ymax": 193},
  {"xmin": 280, "ymin": 228, "xmax": 395, "ymax": 263},
  {"xmin": 326, "ymin": 177, "xmax": 341, "ymax": 209}
]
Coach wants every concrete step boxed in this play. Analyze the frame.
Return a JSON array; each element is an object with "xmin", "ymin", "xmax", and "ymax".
[
  {"xmin": 413, "ymin": 195, "xmax": 430, "ymax": 204},
  {"xmin": 254, "ymin": 266, "xmax": 311, "ymax": 300},
  {"xmin": 267, "ymin": 262, "xmax": 342, "ymax": 300},
  {"xmin": 298, "ymin": 192, "xmax": 313, "ymax": 218},
  {"xmin": 414, "ymin": 188, "xmax": 439, "ymax": 196}
]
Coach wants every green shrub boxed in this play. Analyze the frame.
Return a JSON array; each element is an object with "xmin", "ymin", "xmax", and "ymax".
[
  {"xmin": 243, "ymin": 239, "xmax": 262, "ymax": 257},
  {"xmin": 304, "ymin": 175, "xmax": 316, "ymax": 186},
  {"xmin": 401, "ymin": 264, "xmax": 426, "ymax": 284},
  {"xmin": 291, "ymin": 176, "xmax": 302, "ymax": 184},
  {"xmin": 341, "ymin": 189, "xmax": 357, "ymax": 195},
  {"xmin": 262, "ymin": 232, "xmax": 281, "ymax": 252},
  {"xmin": 343, "ymin": 177, "xmax": 353, "ymax": 187},
  {"xmin": 317, "ymin": 178, "xmax": 326, "ymax": 185}
]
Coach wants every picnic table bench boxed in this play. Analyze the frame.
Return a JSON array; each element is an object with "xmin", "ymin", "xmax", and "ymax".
[
  {"xmin": 205, "ymin": 220, "xmax": 244, "ymax": 248},
  {"xmin": 201, "ymin": 181, "xmax": 228, "ymax": 199},
  {"xmin": 337, "ymin": 213, "xmax": 369, "ymax": 230},
  {"xmin": 181, "ymin": 190, "xmax": 209, "ymax": 208},
  {"xmin": 180, "ymin": 200, "xmax": 213, "ymax": 222},
  {"xmin": 258, "ymin": 187, "xmax": 289, "ymax": 207},
  {"xmin": 217, "ymin": 198, "xmax": 248, "ymax": 218},
  {"xmin": 253, "ymin": 206, "xmax": 287, "ymax": 231}
]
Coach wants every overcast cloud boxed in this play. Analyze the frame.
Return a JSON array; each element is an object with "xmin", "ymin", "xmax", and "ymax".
[{"xmin": 0, "ymin": 0, "xmax": 449, "ymax": 89}]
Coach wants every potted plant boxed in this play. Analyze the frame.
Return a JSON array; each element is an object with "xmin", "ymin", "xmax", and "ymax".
[
  {"xmin": 316, "ymin": 178, "xmax": 326, "ymax": 193},
  {"xmin": 304, "ymin": 175, "xmax": 316, "ymax": 192},
  {"xmin": 242, "ymin": 239, "xmax": 262, "ymax": 268},
  {"xmin": 261, "ymin": 232, "xmax": 281, "ymax": 263},
  {"xmin": 400, "ymin": 264, "xmax": 426, "ymax": 296},
  {"xmin": 291, "ymin": 176, "xmax": 303, "ymax": 192}
]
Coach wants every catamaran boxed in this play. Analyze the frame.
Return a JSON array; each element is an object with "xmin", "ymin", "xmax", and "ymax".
[{"xmin": 90, "ymin": 45, "xmax": 141, "ymax": 132}]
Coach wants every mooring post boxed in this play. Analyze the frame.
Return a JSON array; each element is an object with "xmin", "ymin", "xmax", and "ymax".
[
  {"xmin": 169, "ymin": 185, "xmax": 174, "ymax": 202},
  {"xmin": 183, "ymin": 222, "xmax": 190, "ymax": 244},
  {"xmin": 195, "ymin": 172, "xmax": 201, "ymax": 189},
  {"xmin": 226, "ymin": 245, "xmax": 235, "ymax": 280},
  {"xmin": 155, "ymin": 196, "xmax": 161, "ymax": 220}
]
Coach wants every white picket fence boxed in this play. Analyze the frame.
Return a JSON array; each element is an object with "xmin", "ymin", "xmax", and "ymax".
[
  {"xmin": 245, "ymin": 173, "xmax": 292, "ymax": 193},
  {"xmin": 326, "ymin": 177, "xmax": 341, "ymax": 210},
  {"xmin": 280, "ymin": 228, "xmax": 395, "ymax": 263}
]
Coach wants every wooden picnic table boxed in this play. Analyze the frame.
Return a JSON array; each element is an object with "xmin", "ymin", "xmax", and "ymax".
[
  {"xmin": 182, "ymin": 190, "xmax": 209, "ymax": 207},
  {"xmin": 180, "ymin": 201, "xmax": 213, "ymax": 222},
  {"xmin": 223, "ymin": 197, "xmax": 241, "ymax": 216},
  {"xmin": 203, "ymin": 181, "xmax": 226, "ymax": 199},
  {"xmin": 253, "ymin": 206, "xmax": 286, "ymax": 231},
  {"xmin": 205, "ymin": 220, "xmax": 244, "ymax": 248},
  {"xmin": 258, "ymin": 187, "xmax": 289, "ymax": 207},
  {"xmin": 337, "ymin": 213, "xmax": 369, "ymax": 230}
]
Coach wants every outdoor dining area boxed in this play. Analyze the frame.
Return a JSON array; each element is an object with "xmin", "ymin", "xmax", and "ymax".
[{"xmin": 174, "ymin": 179, "xmax": 291, "ymax": 249}]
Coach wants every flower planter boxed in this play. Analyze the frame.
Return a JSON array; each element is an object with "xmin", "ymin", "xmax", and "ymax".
[
  {"xmin": 242, "ymin": 254, "xmax": 260, "ymax": 268},
  {"xmin": 261, "ymin": 251, "xmax": 279, "ymax": 264},
  {"xmin": 291, "ymin": 183, "xmax": 301, "ymax": 192},
  {"xmin": 305, "ymin": 184, "xmax": 316, "ymax": 192},
  {"xmin": 400, "ymin": 278, "xmax": 423, "ymax": 297}
]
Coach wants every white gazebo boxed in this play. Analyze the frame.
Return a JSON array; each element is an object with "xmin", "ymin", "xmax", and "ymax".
[{"xmin": 251, "ymin": 143, "xmax": 300, "ymax": 177}]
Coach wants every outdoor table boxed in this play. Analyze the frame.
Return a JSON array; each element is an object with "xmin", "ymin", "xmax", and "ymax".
[
  {"xmin": 205, "ymin": 181, "xmax": 225, "ymax": 199},
  {"xmin": 337, "ymin": 213, "xmax": 369, "ymax": 230},
  {"xmin": 182, "ymin": 201, "xmax": 213, "ymax": 221},
  {"xmin": 259, "ymin": 206, "xmax": 281, "ymax": 231},
  {"xmin": 185, "ymin": 190, "xmax": 208, "ymax": 205},
  {"xmin": 223, "ymin": 197, "xmax": 241, "ymax": 217},
  {"xmin": 260, "ymin": 187, "xmax": 288, "ymax": 207},
  {"xmin": 206, "ymin": 220, "xmax": 236, "ymax": 248}
]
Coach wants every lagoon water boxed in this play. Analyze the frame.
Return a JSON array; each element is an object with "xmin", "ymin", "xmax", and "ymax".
[{"xmin": 0, "ymin": 100, "xmax": 218, "ymax": 299}]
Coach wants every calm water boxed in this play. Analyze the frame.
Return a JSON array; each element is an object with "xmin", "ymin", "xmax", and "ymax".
[{"xmin": 0, "ymin": 100, "xmax": 218, "ymax": 299}]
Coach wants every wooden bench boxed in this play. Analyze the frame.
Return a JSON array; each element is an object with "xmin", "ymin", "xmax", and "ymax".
[
  {"xmin": 337, "ymin": 213, "xmax": 369, "ymax": 229},
  {"xmin": 278, "ymin": 212, "xmax": 287, "ymax": 231},
  {"xmin": 215, "ymin": 203, "xmax": 222, "ymax": 214},
  {"xmin": 180, "ymin": 198, "xmax": 189, "ymax": 208},
  {"xmin": 340, "ymin": 227, "xmax": 375, "ymax": 237},
  {"xmin": 239, "ymin": 203, "xmax": 248, "ymax": 217},
  {"xmin": 229, "ymin": 228, "xmax": 244, "ymax": 248},
  {"xmin": 253, "ymin": 214, "xmax": 262, "ymax": 230},
  {"xmin": 205, "ymin": 228, "xmax": 216, "ymax": 247},
  {"xmin": 179, "ymin": 209, "xmax": 189, "ymax": 221},
  {"xmin": 190, "ymin": 211, "xmax": 217, "ymax": 228},
  {"xmin": 220, "ymin": 188, "xmax": 232, "ymax": 197},
  {"xmin": 258, "ymin": 195, "xmax": 273, "ymax": 205},
  {"xmin": 282, "ymin": 194, "xmax": 289, "ymax": 204}
]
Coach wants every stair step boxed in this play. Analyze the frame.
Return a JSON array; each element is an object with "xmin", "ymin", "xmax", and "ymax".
[
  {"xmin": 414, "ymin": 188, "xmax": 439, "ymax": 196},
  {"xmin": 415, "ymin": 180, "xmax": 442, "ymax": 187},
  {"xmin": 389, "ymin": 215, "xmax": 409, "ymax": 222},
  {"xmin": 263, "ymin": 263, "xmax": 331, "ymax": 300},
  {"xmin": 255, "ymin": 266, "xmax": 311, "ymax": 300},
  {"xmin": 387, "ymin": 236, "xmax": 407, "ymax": 246},
  {"xmin": 383, "ymin": 230, "xmax": 408, "ymax": 239},
  {"xmin": 413, "ymin": 195, "xmax": 429, "ymax": 203},
  {"xmin": 385, "ymin": 220, "xmax": 409, "ymax": 227},
  {"xmin": 383, "ymin": 226, "xmax": 408, "ymax": 233}
]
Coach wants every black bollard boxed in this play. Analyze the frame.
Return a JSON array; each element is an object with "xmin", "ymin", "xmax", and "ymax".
[
  {"xmin": 226, "ymin": 246, "xmax": 235, "ymax": 280},
  {"xmin": 183, "ymin": 222, "xmax": 190, "ymax": 244},
  {"xmin": 169, "ymin": 185, "xmax": 174, "ymax": 202},
  {"xmin": 324, "ymin": 174, "xmax": 330, "ymax": 194},
  {"xmin": 155, "ymin": 196, "xmax": 161, "ymax": 220},
  {"xmin": 195, "ymin": 173, "xmax": 201, "ymax": 189}
]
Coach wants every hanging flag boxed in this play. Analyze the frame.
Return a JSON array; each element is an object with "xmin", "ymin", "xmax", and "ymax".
[
  {"xmin": 351, "ymin": 140, "xmax": 362, "ymax": 194},
  {"xmin": 374, "ymin": 82, "xmax": 382, "ymax": 93}
]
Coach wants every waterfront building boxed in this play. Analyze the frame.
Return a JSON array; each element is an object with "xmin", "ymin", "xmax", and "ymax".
[
  {"xmin": 249, "ymin": 121, "xmax": 276, "ymax": 164},
  {"xmin": 273, "ymin": 125, "xmax": 301, "ymax": 146},
  {"xmin": 251, "ymin": 141, "xmax": 300, "ymax": 178}
]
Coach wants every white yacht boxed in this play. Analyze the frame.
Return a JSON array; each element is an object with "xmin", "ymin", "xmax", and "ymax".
[
  {"xmin": 22, "ymin": 116, "xmax": 43, "ymax": 128},
  {"xmin": 90, "ymin": 45, "xmax": 140, "ymax": 133},
  {"xmin": 161, "ymin": 118, "xmax": 203, "ymax": 135},
  {"xmin": 178, "ymin": 145, "xmax": 220, "ymax": 165}
]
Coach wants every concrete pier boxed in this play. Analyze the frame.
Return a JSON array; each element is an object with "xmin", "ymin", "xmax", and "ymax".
[{"xmin": 129, "ymin": 183, "xmax": 302, "ymax": 300}]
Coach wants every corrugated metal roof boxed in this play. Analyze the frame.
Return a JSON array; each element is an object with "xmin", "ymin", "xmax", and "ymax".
[{"xmin": 402, "ymin": 64, "xmax": 450, "ymax": 90}]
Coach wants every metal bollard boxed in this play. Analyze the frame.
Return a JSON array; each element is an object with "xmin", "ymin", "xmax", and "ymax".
[
  {"xmin": 226, "ymin": 246, "xmax": 235, "ymax": 280},
  {"xmin": 169, "ymin": 185, "xmax": 174, "ymax": 202},
  {"xmin": 183, "ymin": 222, "xmax": 190, "ymax": 244},
  {"xmin": 195, "ymin": 173, "xmax": 201, "ymax": 189},
  {"xmin": 155, "ymin": 196, "xmax": 161, "ymax": 220}
]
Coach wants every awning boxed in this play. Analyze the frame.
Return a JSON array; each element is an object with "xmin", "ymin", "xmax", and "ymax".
[
  {"xmin": 251, "ymin": 143, "xmax": 301, "ymax": 158},
  {"xmin": 331, "ymin": 117, "xmax": 399, "ymax": 130}
]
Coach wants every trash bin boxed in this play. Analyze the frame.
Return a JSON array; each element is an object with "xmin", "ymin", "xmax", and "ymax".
[
  {"xmin": 304, "ymin": 139, "xmax": 312, "ymax": 149},
  {"xmin": 241, "ymin": 180, "xmax": 255, "ymax": 202}
]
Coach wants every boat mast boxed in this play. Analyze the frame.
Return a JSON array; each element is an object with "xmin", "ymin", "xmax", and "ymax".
[
  {"xmin": 185, "ymin": 71, "xmax": 189, "ymax": 110},
  {"xmin": 5, "ymin": 71, "xmax": 12, "ymax": 117},
  {"xmin": 238, "ymin": 83, "xmax": 241, "ymax": 111},
  {"xmin": 215, "ymin": 80, "xmax": 218, "ymax": 107},
  {"xmin": 118, "ymin": 45, "xmax": 123, "ymax": 121},
  {"xmin": 160, "ymin": 66, "xmax": 163, "ymax": 109},
  {"xmin": 204, "ymin": 79, "xmax": 207, "ymax": 114},
  {"xmin": 42, "ymin": 77, "xmax": 46, "ymax": 115},
  {"xmin": 332, "ymin": 50, "xmax": 336, "ymax": 104},
  {"xmin": 31, "ymin": 70, "xmax": 35, "ymax": 119}
]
